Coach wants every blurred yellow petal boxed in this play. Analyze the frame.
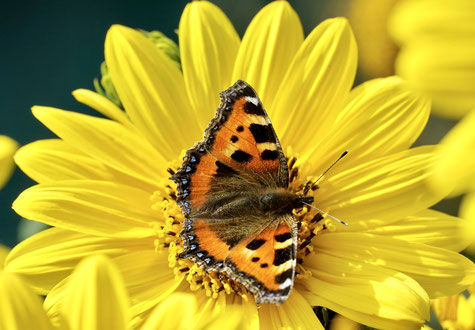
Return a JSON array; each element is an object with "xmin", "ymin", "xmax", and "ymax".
[
  {"xmin": 142, "ymin": 293, "xmax": 196, "ymax": 330},
  {"xmin": 179, "ymin": 1, "xmax": 239, "ymax": 130},
  {"xmin": 307, "ymin": 76, "xmax": 430, "ymax": 177},
  {"xmin": 271, "ymin": 18, "xmax": 356, "ymax": 158},
  {"xmin": 0, "ymin": 135, "xmax": 18, "ymax": 189},
  {"xmin": 395, "ymin": 41, "xmax": 475, "ymax": 118},
  {"xmin": 0, "ymin": 244, "xmax": 9, "ymax": 270},
  {"xmin": 105, "ymin": 24, "xmax": 202, "ymax": 156},
  {"xmin": 389, "ymin": 0, "xmax": 475, "ymax": 44},
  {"xmin": 72, "ymin": 89, "xmax": 132, "ymax": 128},
  {"xmin": 459, "ymin": 192, "xmax": 475, "ymax": 253},
  {"xmin": 316, "ymin": 146, "xmax": 443, "ymax": 231},
  {"xmin": 258, "ymin": 290, "xmax": 323, "ymax": 330},
  {"xmin": 62, "ymin": 255, "xmax": 129, "ymax": 330},
  {"xmin": 429, "ymin": 109, "xmax": 475, "ymax": 196},
  {"xmin": 301, "ymin": 252, "xmax": 429, "ymax": 330},
  {"xmin": 0, "ymin": 271, "xmax": 53, "ymax": 330},
  {"xmin": 232, "ymin": 1, "xmax": 303, "ymax": 107},
  {"xmin": 5, "ymin": 228, "xmax": 152, "ymax": 294},
  {"xmin": 365, "ymin": 209, "xmax": 471, "ymax": 252},
  {"xmin": 32, "ymin": 106, "xmax": 165, "ymax": 187},
  {"xmin": 314, "ymin": 232, "xmax": 475, "ymax": 297},
  {"xmin": 389, "ymin": 0, "xmax": 475, "ymax": 118},
  {"xmin": 329, "ymin": 314, "xmax": 360, "ymax": 330},
  {"xmin": 13, "ymin": 181, "xmax": 159, "ymax": 238}
]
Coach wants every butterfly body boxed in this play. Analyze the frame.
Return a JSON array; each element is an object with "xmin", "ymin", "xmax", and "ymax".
[{"xmin": 172, "ymin": 80, "xmax": 312, "ymax": 304}]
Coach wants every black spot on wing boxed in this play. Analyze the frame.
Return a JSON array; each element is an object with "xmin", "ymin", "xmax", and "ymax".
[
  {"xmin": 244, "ymin": 101, "xmax": 265, "ymax": 116},
  {"xmin": 239, "ymin": 86, "xmax": 255, "ymax": 97},
  {"xmin": 249, "ymin": 124, "xmax": 276, "ymax": 143},
  {"xmin": 275, "ymin": 269, "xmax": 293, "ymax": 284},
  {"xmin": 261, "ymin": 150, "xmax": 279, "ymax": 161},
  {"xmin": 231, "ymin": 150, "xmax": 253, "ymax": 163},
  {"xmin": 246, "ymin": 239, "xmax": 266, "ymax": 250},
  {"xmin": 251, "ymin": 257, "xmax": 260, "ymax": 262},
  {"xmin": 273, "ymin": 245, "xmax": 294, "ymax": 266},
  {"xmin": 275, "ymin": 232, "xmax": 292, "ymax": 242},
  {"xmin": 215, "ymin": 161, "xmax": 238, "ymax": 177},
  {"xmin": 236, "ymin": 125, "xmax": 244, "ymax": 132},
  {"xmin": 230, "ymin": 135, "xmax": 238, "ymax": 143}
]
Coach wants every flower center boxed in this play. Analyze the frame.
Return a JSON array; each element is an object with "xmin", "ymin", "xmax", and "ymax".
[{"xmin": 151, "ymin": 155, "xmax": 328, "ymax": 300}]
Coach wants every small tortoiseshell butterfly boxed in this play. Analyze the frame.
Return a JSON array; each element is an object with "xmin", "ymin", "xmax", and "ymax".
[{"xmin": 171, "ymin": 80, "xmax": 313, "ymax": 304}]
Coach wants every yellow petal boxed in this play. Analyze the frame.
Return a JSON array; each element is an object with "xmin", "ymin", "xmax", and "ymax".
[
  {"xmin": 112, "ymin": 250, "xmax": 183, "ymax": 318},
  {"xmin": 429, "ymin": 108, "xmax": 475, "ymax": 196},
  {"xmin": 315, "ymin": 146, "xmax": 444, "ymax": 231},
  {"xmin": 314, "ymin": 232, "xmax": 475, "ymax": 298},
  {"xmin": 72, "ymin": 89, "xmax": 133, "ymax": 128},
  {"xmin": 0, "ymin": 135, "xmax": 19, "ymax": 189},
  {"xmin": 306, "ymin": 76, "xmax": 430, "ymax": 176},
  {"xmin": 62, "ymin": 255, "xmax": 129, "ymax": 330},
  {"xmin": 459, "ymin": 192, "xmax": 475, "ymax": 253},
  {"xmin": 32, "ymin": 106, "xmax": 166, "ymax": 188},
  {"xmin": 270, "ymin": 18, "xmax": 357, "ymax": 158},
  {"xmin": 258, "ymin": 290, "xmax": 323, "ymax": 330},
  {"xmin": 142, "ymin": 293, "xmax": 196, "ymax": 330},
  {"xmin": 179, "ymin": 1, "xmax": 240, "ymax": 130},
  {"xmin": 395, "ymin": 40, "xmax": 475, "ymax": 118},
  {"xmin": 365, "ymin": 209, "xmax": 471, "ymax": 252},
  {"xmin": 232, "ymin": 1, "xmax": 303, "ymax": 107},
  {"xmin": 300, "ymin": 252, "xmax": 429, "ymax": 330},
  {"xmin": 389, "ymin": 0, "xmax": 475, "ymax": 44},
  {"xmin": 15, "ymin": 139, "xmax": 111, "ymax": 182},
  {"xmin": 105, "ymin": 24, "xmax": 202, "ymax": 156},
  {"xmin": 189, "ymin": 290, "xmax": 258, "ymax": 330},
  {"xmin": 0, "ymin": 271, "xmax": 53, "ymax": 330},
  {"xmin": 14, "ymin": 139, "xmax": 157, "ymax": 192},
  {"xmin": 0, "ymin": 244, "xmax": 9, "ymax": 270},
  {"xmin": 5, "ymin": 228, "xmax": 152, "ymax": 294},
  {"xmin": 13, "ymin": 180, "xmax": 159, "ymax": 238}
]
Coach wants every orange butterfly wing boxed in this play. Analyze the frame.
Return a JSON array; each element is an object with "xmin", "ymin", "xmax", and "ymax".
[{"xmin": 172, "ymin": 81, "xmax": 296, "ymax": 304}]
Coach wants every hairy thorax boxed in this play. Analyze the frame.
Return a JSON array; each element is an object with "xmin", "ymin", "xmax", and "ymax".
[{"xmin": 191, "ymin": 188, "xmax": 313, "ymax": 220}]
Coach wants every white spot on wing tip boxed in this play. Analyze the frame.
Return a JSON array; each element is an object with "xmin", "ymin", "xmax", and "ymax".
[
  {"xmin": 245, "ymin": 96, "xmax": 259, "ymax": 106},
  {"xmin": 279, "ymin": 277, "xmax": 293, "ymax": 289}
]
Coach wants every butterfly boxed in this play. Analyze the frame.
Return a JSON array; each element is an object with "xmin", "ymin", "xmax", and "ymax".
[{"xmin": 171, "ymin": 80, "xmax": 313, "ymax": 304}]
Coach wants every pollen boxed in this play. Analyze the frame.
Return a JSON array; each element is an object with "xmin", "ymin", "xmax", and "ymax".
[{"xmin": 152, "ymin": 155, "xmax": 327, "ymax": 299}]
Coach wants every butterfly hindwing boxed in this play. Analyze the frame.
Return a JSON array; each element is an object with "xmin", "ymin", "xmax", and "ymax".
[{"xmin": 225, "ymin": 215, "xmax": 297, "ymax": 304}]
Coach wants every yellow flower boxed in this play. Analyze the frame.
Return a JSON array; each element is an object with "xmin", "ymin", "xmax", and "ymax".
[
  {"xmin": 389, "ymin": 0, "xmax": 475, "ymax": 119},
  {"xmin": 4, "ymin": 1, "xmax": 475, "ymax": 329},
  {"xmin": 0, "ymin": 135, "xmax": 18, "ymax": 189}
]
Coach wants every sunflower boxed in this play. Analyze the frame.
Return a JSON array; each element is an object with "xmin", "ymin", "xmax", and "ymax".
[
  {"xmin": 4, "ymin": 1, "xmax": 475, "ymax": 329},
  {"xmin": 388, "ymin": 0, "xmax": 475, "ymax": 119}
]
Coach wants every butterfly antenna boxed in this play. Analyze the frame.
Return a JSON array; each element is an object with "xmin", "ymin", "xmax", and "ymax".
[
  {"xmin": 302, "ymin": 202, "xmax": 348, "ymax": 226},
  {"xmin": 313, "ymin": 150, "xmax": 349, "ymax": 185}
]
